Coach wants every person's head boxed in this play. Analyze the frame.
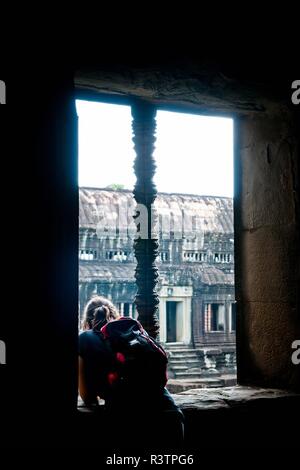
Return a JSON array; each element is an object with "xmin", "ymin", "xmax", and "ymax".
[{"xmin": 82, "ymin": 296, "xmax": 120, "ymax": 331}]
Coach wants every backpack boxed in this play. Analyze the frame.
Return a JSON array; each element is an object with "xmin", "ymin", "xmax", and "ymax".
[{"xmin": 100, "ymin": 317, "xmax": 168, "ymax": 394}]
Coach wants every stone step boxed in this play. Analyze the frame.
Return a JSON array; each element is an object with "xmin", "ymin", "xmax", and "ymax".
[
  {"xmin": 169, "ymin": 353, "xmax": 199, "ymax": 359},
  {"xmin": 171, "ymin": 365, "xmax": 190, "ymax": 371},
  {"xmin": 175, "ymin": 371, "xmax": 206, "ymax": 377},
  {"xmin": 166, "ymin": 348, "xmax": 199, "ymax": 353},
  {"xmin": 169, "ymin": 357, "xmax": 203, "ymax": 365},
  {"xmin": 167, "ymin": 378, "xmax": 224, "ymax": 392},
  {"xmin": 167, "ymin": 351, "xmax": 199, "ymax": 357},
  {"xmin": 166, "ymin": 348, "xmax": 195, "ymax": 353},
  {"xmin": 169, "ymin": 364, "xmax": 203, "ymax": 371},
  {"xmin": 168, "ymin": 346, "xmax": 198, "ymax": 349},
  {"xmin": 169, "ymin": 363, "xmax": 201, "ymax": 368},
  {"xmin": 169, "ymin": 358, "xmax": 201, "ymax": 364}
]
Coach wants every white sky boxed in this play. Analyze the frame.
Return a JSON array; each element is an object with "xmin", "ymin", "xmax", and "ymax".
[{"xmin": 76, "ymin": 100, "xmax": 233, "ymax": 197}]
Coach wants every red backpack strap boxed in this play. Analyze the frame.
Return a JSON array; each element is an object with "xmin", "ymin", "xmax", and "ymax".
[{"xmin": 100, "ymin": 322, "xmax": 109, "ymax": 339}]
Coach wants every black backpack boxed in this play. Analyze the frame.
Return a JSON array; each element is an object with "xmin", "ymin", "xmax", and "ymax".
[{"xmin": 100, "ymin": 317, "xmax": 168, "ymax": 393}]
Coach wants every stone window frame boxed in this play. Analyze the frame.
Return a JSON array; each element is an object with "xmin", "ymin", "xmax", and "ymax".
[{"xmin": 75, "ymin": 73, "xmax": 299, "ymax": 392}]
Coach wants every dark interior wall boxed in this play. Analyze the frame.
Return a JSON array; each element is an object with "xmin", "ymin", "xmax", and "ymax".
[
  {"xmin": 0, "ymin": 66, "xmax": 79, "ymax": 445},
  {"xmin": 235, "ymin": 108, "xmax": 300, "ymax": 391}
]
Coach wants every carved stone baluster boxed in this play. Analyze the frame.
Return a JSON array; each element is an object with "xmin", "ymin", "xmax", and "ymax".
[{"xmin": 131, "ymin": 100, "xmax": 159, "ymax": 339}]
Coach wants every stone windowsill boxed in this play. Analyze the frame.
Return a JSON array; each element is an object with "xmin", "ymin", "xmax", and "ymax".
[
  {"xmin": 171, "ymin": 385, "xmax": 300, "ymax": 411},
  {"xmin": 77, "ymin": 385, "xmax": 300, "ymax": 413}
]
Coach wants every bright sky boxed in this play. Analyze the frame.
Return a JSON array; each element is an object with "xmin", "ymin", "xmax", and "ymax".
[{"xmin": 76, "ymin": 100, "xmax": 233, "ymax": 197}]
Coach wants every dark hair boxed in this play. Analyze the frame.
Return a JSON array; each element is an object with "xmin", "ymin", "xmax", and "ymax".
[
  {"xmin": 92, "ymin": 305, "xmax": 111, "ymax": 331},
  {"xmin": 82, "ymin": 295, "xmax": 120, "ymax": 331}
]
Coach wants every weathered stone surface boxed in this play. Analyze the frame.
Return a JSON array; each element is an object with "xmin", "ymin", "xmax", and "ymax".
[
  {"xmin": 75, "ymin": 65, "xmax": 277, "ymax": 114},
  {"xmin": 172, "ymin": 385, "xmax": 300, "ymax": 411},
  {"xmin": 239, "ymin": 114, "xmax": 297, "ymax": 230},
  {"xmin": 167, "ymin": 375, "xmax": 236, "ymax": 393},
  {"xmin": 237, "ymin": 301, "xmax": 299, "ymax": 388},
  {"xmin": 240, "ymin": 225, "xmax": 298, "ymax": 303},
  {"xmin": 235, "ymin": 109, "xmax": 300, "ymax": 391}
]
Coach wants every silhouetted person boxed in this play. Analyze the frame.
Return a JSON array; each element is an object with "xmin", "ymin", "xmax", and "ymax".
[{"xmin": 79, "ymin": 296, "xmax": 184, "ymax": 449}]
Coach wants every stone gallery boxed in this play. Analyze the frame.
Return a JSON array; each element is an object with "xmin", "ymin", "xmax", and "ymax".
[{"xmin": 79, "ymin": 187, "xmax": 236, "ymax": 386}]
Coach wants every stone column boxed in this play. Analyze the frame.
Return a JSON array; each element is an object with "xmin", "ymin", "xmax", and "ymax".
[{"xmin": 131, "ymin": 100, "xmax": 159, "ymax": 338}]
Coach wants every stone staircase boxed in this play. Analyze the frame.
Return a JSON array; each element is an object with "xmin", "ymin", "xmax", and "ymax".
[
  {"xmin": 164, "ymin": 343, "xmax": 205, "ymax": 379},
  {"xmin": 161, "ymin": 343, "xmax": 237, "ymax": 392}
]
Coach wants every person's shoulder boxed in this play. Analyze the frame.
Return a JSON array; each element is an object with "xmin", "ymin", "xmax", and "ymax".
[
  {"xmin": 79, "ymin": 330, "xmax": 102, "ymax": 341},
  {"xmin": 79, "ymin": 330, "xmax": 93, "ymax": 338},
  {"xmin": 79, "ymin": 329, "xmax": 105, "ymax": 356},
  {"xmin": 79, "ymin": 329, "xmax": 102, "ymax": 346}
]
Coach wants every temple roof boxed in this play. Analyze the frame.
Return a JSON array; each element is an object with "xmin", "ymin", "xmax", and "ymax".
[
  {"xmin": 79, "ymin": 262, "xmax": 136, "ymax": 282},
  {"xmin": 79, "ymin": 187, "xmax": 234, "ymax": 235},
  {"xmin": 79, "ymin": 261, "xmax": 234, "ymax": 286},
  {"xmin": 160, "ymin": 264, "xmax": 234, "ymax": 287}
]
